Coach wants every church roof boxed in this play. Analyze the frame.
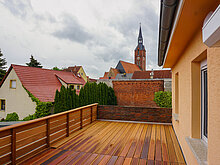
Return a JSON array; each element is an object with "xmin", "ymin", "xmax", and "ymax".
[{"xmin": 119, "ymin": 61, "xmax": 141, "ymax": 73}]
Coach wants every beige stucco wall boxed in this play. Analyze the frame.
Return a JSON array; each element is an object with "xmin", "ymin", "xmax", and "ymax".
[
  {"xmin": 0, "ymin": 69, "xmax": 36, "ymax": 120},
  {"xmin": 78, "ymin": 67, "xmax": 88, "ymax": 82},
  {"xmin": 172, "ymin": 29, "xmax": 220, "ymax": 164}
]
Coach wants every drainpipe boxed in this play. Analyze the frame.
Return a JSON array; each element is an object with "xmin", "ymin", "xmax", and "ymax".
[{"xmin": 158, "ymin": 0, "xmax": 178, "ymax": 66}]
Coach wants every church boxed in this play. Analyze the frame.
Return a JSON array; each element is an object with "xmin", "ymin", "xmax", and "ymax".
[{"xmin": 99, "ymin": 25, "xmax": 146, "ymax": 80}]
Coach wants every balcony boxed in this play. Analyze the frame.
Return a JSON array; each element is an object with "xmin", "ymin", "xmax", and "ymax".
[{"xmin": 0, "ymin": 104, "xmax": 185, "ymax": 165}]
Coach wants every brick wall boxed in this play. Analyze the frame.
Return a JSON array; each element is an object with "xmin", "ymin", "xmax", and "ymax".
[
  {"xmin": 113, "ymin": 80, "xmax": 164, "ymax": 107},
  {"xmin": 98, "ymin": 105, "xmax": 172, "ymax": 123}
]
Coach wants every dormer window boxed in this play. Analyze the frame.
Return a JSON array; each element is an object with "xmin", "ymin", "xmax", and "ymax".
[{"xmin": 10, "ymin": 80, "xmax": 16, "ymax": 89}]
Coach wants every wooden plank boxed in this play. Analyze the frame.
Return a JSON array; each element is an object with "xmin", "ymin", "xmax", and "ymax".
[
  {"xmin": 0, "ymin": 130, "xmax": 11, "ymax": 139},
  {"xmin": 92, "ymin": 154, "xmax": 104, "ymax": 165},
  {"xmin": 83, "ymin": 153, "xmax": 98, "ymax": 165},
  {"xmin": 46, "ymin": 119, "xmax": 50, "ymax": 147},
  {"xmin": 50, "ymin": 123, "xmax": 66, "ymax": 134},
  {"xmin": 11, "ymin": 128, "xmax": 16, "ymax": 165},
  {"xmin": 165, "ymin": 125, "xmax": 177, "ymax": 163},
  {"xmin": 67, "ymin": 152, "xmax": 85, "ymax": 164},
  {"xmin": 155, "ymin": 125, "xmax": 162, "ymax": 161},
  {"xmin": 161, "ymin": 125, "xmax": 169, "ymax": 162},
  {"xmin": 0, "ymin": 153, "xmax": 11, "ymax": 165},
  {"xmin": 0, "ymin": 143, "xmax": 11, "ymax": 156},
  {"xmin": 126, "ymin": 124, "xmax": 144, "ymax": 158},
  {"xmin": 16, "ymin": 138, "xmax": 47, "ymax": 158},
  {"xmin": 66, "ymin": 113, "xmax": 69, "ymax": 137},
  {"xmin": 16, "ymin": 120, "xmax": 45, "ymax": 133},
  {"xmin": 16, "ymin": 124, "xmax": 46, "ymax": 141},
  {"xmin": 0, "ymin": 135, "xmax": 11, "ymax": 147},
  {"xmin": 148, "ymin": 125, "xmax": 156, "ymax": 160},
  {"xmin": 56, "ymin": 151, "xmax": 79, "ymax": 165},
  {"xmin": 114, "ymin": 156, "xmax": 125, "ymax": 165},
  {"xmin": 50, "ymin": 114, "xmax": 66, "ymax": 123},
  {"xmin": 16, "ymin": 144, "xmax": 47, "ymax": 164},
  {"xmin": 80, "ymin": 109, "xmax": 83, "ymax": 129},
  {"xmin": 133, "ymin": 124, "xmax": 148, "ymax": 158},
  {"xmin": 140, "ymin": 124, "xmax": 152, "ymax": 159},
  {"xmin": 139, "ymin": 159, "xmax": 147, "ymax": 165},
  {"xmin": 46, "ymin": 150, "xmax": 72, "ymax": 165},
  {"xmin": 106, "ymin": 156, "xmax": 118, "ymax": 165},
  {"xmin": 50, "ymin": 118, "xmax": 66, "ymax": 128},
  {"xmin": 120, "ymin": 124, "xmax": 141, "ymax": 157},
  {"xmin": 50, "ymin": 129, "xmax": 66, "ymax": 141},
  {"xmin": 98, "ymin": 155, "xmax": 111, "ymax": 165},
  {"xmin": 123, "ymin": 158, "xmax": 132, "ymax": 165},
  {"xmin": 131, "ymin": 158, "xmax": 139, "ymax": 165},
  {"xmin": 169, "ymin": 126, "xmax": 185, "ymax": 163},
  {"xmin": 16, "ymin": 131, "xmax": 46, "ymax": 149},
  {"xmin": 75, "ymin": 152, "xmax": 92, "ymax": 165}
]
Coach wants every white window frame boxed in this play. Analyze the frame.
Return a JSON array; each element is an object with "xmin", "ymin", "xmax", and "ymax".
[{"xmin": 201, "ymin": 59, "xmax": 208, "ymax": 143}]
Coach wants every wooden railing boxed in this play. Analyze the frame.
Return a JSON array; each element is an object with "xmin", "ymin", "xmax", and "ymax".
[{"xmin": 0, "ymin": 103, "xmax": 98, "ymax": 165}]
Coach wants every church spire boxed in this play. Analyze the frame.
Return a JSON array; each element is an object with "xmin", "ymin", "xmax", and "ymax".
[{"xmin": 138, "ymin": 23, "xmax": 143, "ymax": 42}]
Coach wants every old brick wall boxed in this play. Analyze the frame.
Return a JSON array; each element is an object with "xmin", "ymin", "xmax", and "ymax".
[
  {"xmin": 112, "ymin": 80, "xmax": 164, "ymax": 107},
  {"xmin": 98, "ymin": 105, "xmax": 172, "ymax": 123}
]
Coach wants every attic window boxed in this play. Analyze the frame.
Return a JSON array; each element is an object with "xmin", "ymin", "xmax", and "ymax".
[
  {"xmin": 10, "ymin": 80, "xmax": 16, "ymax": 89},
  {"xmin": 0, "ymin": 100, "xmax": 5, "ymax": 110}
]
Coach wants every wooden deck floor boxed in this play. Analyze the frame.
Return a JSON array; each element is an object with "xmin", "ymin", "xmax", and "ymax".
[{"xmin": 24, "ymin": 121, "xmax": 185, "ymax": 165}]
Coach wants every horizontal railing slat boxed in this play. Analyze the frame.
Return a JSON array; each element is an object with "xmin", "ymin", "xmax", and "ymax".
[{"xmin": 0, "ymin": 103, "xmax": 98, "ymax": 164}]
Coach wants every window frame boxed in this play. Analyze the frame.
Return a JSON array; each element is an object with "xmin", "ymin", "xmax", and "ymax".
[
  {"xmin": 201, "ymin": 59, "xmax": 208, "ymax": 143},
  {"xmin": 0, "ymin": 99, "xmax": 6, "ymax": 111},
  {"xmin": 10, "ymin": 80, "xmax": 16, "ymax": 89}
]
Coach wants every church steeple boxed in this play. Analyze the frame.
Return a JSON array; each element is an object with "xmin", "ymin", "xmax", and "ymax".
[
  {"xmin": 138, "ymin": 23, "xmax": 143, "ymax": 44},
  {"xmin": 134, "ymin": 23, "xmax": 146, "ymax": 71}
]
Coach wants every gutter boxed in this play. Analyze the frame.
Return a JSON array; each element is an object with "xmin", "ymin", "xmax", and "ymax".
[{"xmin": 158, "ymin": 0, "xmax": 178, "ymax": 66}]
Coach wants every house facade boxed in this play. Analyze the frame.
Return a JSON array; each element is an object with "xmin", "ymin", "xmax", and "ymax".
[
  {"xmin": 158, "ymin": 0, "xmax": 220, "ymax": 164},
  {"xmin": 0, "ymin": 65, "xmax": 86, "ymax": 120},
  {"xmin": 63, "ymin": 66, "xmax": 88, "ymax": 82}
]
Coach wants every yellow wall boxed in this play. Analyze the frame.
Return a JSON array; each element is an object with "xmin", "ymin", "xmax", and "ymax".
[
  {"xmin": 0, "ymin": 69, "xmax": 36, "ymax": 120},
  {"xmin": 78, "ymin": 67, "xmax": 88, "ymax": 82},
  {"xmin": 172, "ymin": 29, "xmax": 220, "ymax": 164}
]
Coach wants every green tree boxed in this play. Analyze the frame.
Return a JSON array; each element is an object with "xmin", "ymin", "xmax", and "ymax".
[
  {"xmin": 52, "ymin": 66, "xmax": 61, "ymax": 71},
  {"xmin": 26, "ymin": 55, "xmax": 43, "ymax": 68},
  {"xmin": 0, "ymin": 49, "xmax": 7, "ymax": 81}
]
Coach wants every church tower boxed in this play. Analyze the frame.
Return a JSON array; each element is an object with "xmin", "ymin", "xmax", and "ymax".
[{"xmin": 134, "ymin": 24, "xmax": 146, "ymax": 71}]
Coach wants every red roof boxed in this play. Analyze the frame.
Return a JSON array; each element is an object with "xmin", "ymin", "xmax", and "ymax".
[
  {"xmin": 99, "ymin": 72, "xmax": 109, "ymax": 79},
  {"xmin": 120, "ymin": 61, "xmax": 141, "ymax": 73},
  {"xmin": 0, "ymin": 65, "xmax": 85, "ymax": 102},
  {"xmin": 63, "ymin": 66, "xmax": 81, "ymax": 74},
  {"xmin": 132, "ymin": 70, "xmax": 172, "ymax": 79}
]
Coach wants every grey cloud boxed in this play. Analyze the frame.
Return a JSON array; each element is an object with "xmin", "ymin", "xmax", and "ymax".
[
  {"xmin": 1, "ymin": 0, "xmax": 32, "ymax": 18},
  {"xmin": 52, "ymin": 14, "xmax": 92, "ymax": 44}
]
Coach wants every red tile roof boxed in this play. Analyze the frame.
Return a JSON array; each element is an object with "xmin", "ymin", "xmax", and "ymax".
[
  {"xmin": 1, "ymin": 65, "xmax": 85, "ymax": 102},
  {"xmin": 63, "ymin": 66, "xmax": 81, "ymax": 74},
  {"xmin": 99, "ymin": 72, "xmax": 109, "ymax": 79},
  {"xmin": 120, "ymin": 61, "xmax": 141, "ymax": 73},
  {"xmin": 132, "ymin": 70, "xmax": 172, "ymax": 79}
]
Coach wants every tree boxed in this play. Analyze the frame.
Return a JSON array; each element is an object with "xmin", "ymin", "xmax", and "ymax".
[
  {"xmin": 52, "ymin": 66, "xmax": 61, "ymax": 71},
  {"xmin": 0, "ymin": 49, "xmax": 7, "ymax": 81},
  {"xmin": 26, "ymin": 55, "xmax": 42, "ymax": 68}
]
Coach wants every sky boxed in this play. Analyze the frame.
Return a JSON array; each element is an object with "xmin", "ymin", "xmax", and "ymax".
[{"xmin": 0, "ymin": 0, "xmax": 161, "ymax": 78}]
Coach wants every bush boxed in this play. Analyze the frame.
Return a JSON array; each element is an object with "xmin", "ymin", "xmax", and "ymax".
[
  {"xmin": 23, "ymin": 114, "xmax": 37, "ymax": 121},
  {"xmin": 6, "ymin": 112, "xmax": 19, "ymax": 121},
  {"xmin": 154, "ymin": 91, "xmax": 172, "ymax": 108}
]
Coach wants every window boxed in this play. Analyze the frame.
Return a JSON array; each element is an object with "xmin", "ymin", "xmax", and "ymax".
[
  {"xmin": 81, "ymin": 73, "xmax": 83, "ymax": 76},
  {"xmin": 77, "ymin": 85, "xmax": 80, "ymax": 90},
  {"xmin": 0, "ymin": 100, "xmax": 5, "ymax": 110},
  {"xmin": 70, "ymin": 85, "xmax": 74, "ymax": 90},
  {"xmin": 201, "ymin": 59, "xmax": 208, "ymax": 142},
  {"xmin": 10, "ymin": 80, "xmax": 16, "ymax": 89}
]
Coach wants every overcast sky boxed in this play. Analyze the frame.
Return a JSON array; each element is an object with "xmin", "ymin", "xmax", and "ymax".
[{"xmin": 0, "ymin": 0, "xmax": 161, "ymax": 78}]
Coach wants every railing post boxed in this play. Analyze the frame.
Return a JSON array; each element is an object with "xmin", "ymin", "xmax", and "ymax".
[
  {"xmin": 46, "ymin": 119, "xmax": 50, "ymax": 147},
  {"xmin": 11, "ymin": 128, "xmax": 16, "ymax": 165},
  {"xmin": 91, "ymin": 106, "xmax": 93, "ymax": 123},
  {"xmin": 66, "ymin": 113, "xmax": 69, "ymax": 137},
  {"xmin": 80, "ymin": 109, "xmax": 83, "ymax": 129}
]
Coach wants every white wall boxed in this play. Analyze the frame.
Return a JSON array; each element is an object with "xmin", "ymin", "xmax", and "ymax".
[{"xmin": 0, "ymin": 69, "xmax": 36, "ymax": 120}]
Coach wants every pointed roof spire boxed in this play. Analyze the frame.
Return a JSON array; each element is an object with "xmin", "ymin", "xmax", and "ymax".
[{"xmin": 138, "ymin": 23, "xmax": 143, "ymax": 39}]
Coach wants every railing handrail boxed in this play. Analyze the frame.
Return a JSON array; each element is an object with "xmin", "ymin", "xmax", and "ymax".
[{"xmin": 0, "ymin": 103, "xmax": 98, "ymax": 132}]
